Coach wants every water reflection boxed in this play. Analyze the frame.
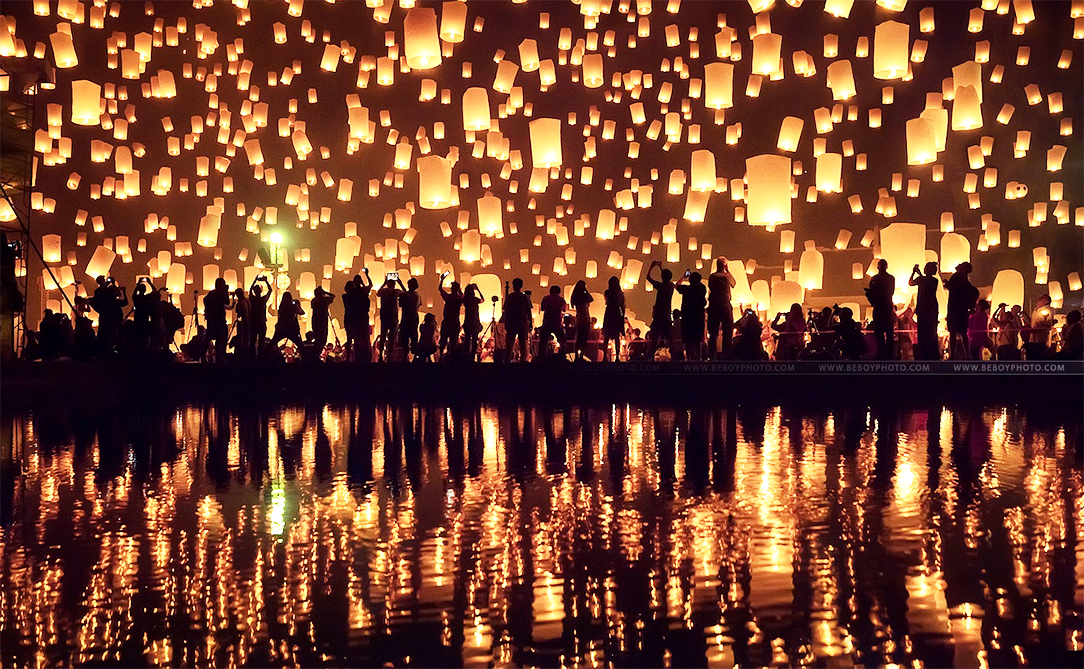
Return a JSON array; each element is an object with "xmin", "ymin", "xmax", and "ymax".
[{"xmin": 1, "ymin": 403, "xmax": 1080, "ymax": 668}]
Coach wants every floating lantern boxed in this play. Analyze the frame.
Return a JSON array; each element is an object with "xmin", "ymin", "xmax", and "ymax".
[
  {"xmin": 582, "ymin": 53, "xmax": 604, "ymax": 88},
  {"xmin": 874, "ymin": 21, "xmax": 909, "ymax": 79},
  {"xmin": 703, "ymin": 62, "xmax": 734, "ymax": 109},
  {"xmin": 989, "ymin": 269, "xmax": 1024, "ymax": 308},
  {"xmin": 815, "ymin": 153, "xmax": 843, "ymax": 193},
  {"xmin": 745, "ymin": 154, "xmax": 791, "ymax": 226},
  {"xmin": 752, "ymin": 33, "xmax": 782, "ymax": 76},
  {"xmin": 440, "ymin": 1, "xmax": 467, "ymax": 42},
  {"xmin": 462, "ymin": 87, "xmax": 490, "ymax": 132},
  {"xmin": 70, "ymin": 80, "xmax": 101, "ymax": 125},
  {"xmin": 879, "ymin": 223, "xmax": 926, "ymax": 278},
  {"xmin": 777, "ymin": 116, "xmax": 803, "ymax": 152},
  {"xmin": 404, "ymin": 7, "xmax": 441, "ymax": 70},
  {"xmin": 85, "ymin": 245, "xmax": 116, "ymax": 278},
  {"xmin": 951, "ymin": 85, "xmax": 982, "ymax": 130},
  {"xmin": 940, "ymin": 233, "xmax": 970, "ymax": 268},
  {"xmin": 477, "ymin": 194, "xmax": 503, "ymax": 237},
  {"xmin": 952, "ymin": 61, "xmax": 983, "ymax": 102},
  {"xmin": 826, "ymin": 60, "xmax": 856, "ymax": 100},
  {"xmin": 529, "ymin": 118, "xmax": 562, "ymax": 169},
  {"xmin": 417, "ymin": 155, "xmax": 453, "ymax": 209},
  {"xmin": 798, "ymin": 247, "xmax": 823, "ymax": 290},
  {"xmin": 906, "ymin": 117, "xmax": 936, "ymax": 165},
  {"xmin": 690, "ymin": 150, "xmax": 716, "ymax": 191},
  {"xmin": 770, "ymin": 280, "xmax": 805, "ymax": 315}
]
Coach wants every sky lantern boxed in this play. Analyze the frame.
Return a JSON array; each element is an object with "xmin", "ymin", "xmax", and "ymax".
[
  {"xmin": 940, "ymin": 232, "xmax": 970, "ymax": 268},
  {"xmin": 879, "ymin": 223, "xmax": 926, "ymax": 279},
  {"xmin": 49, "ymin": 29, "xmax": 78, "ymax": 67},
  {"xmin": 477, "ymin": 194, "xmax": 503, "ymax": 237},
  {"xmin": 751, "ymin": 33, "xmax": 782, "ymax": 76},
  {"xmin": 951, "ymin": 85, "xmax": 982, "ymax": 131},
  {"xmin": 529, "ymin": 118, "xmax": 562, "ymax": 169},
  {"xmin": 85, "ymin": 245, "xmax": 116, "ymax": 278},
  {"xmin": 70, "ymin": 80, "xmax": 101, "ymax": 125},
  {"xmin": 703, "ymin": 62, "xmax": 734, "ymax": 109},
  {"xmin": 582, "ymin": 53, "xmax": 604, "ymax": 88},
  {"xmin": 745, "ymin": 155, "xmax": 791, "ymax": 226},
  {"xmin": 777, "ymin": 116, "xmax": 803, "ymax": 152},
  {"xmin": 905, "ymin": 117, "xmax": 936, "ymax": 165},
  {"xmin": 951, "ymin": 61, "xmax": 982, "ymax": 103},
  {"xmin": 440, "ymin": 1, "xmax": 467, "ymax": 42},
  {"xmin": 404, "ymin": 7, "xmax": 441, "ymax": 70},
  {"xmin": 826, "ymin": 60, "xmax": 856, "ymax": 100},
  {"xmin": 462, "ymin": 87, "xmax": 490, "ymax": 131},
  {"xmin": 690, "ymin": 150, "xmax": 716, "ymax": 191},
  {"xmin": 798, "ymin": 245, "xmax": 824, "ymax": 290},
  {"xmin": 919, "ymin": 107, "xmax": 948, "ymax": 150},
  {"xmin": 418, "ymin": 155, "xmax": 453, "ymax": 209},
  {"xmin": 989, "ymin": 269, "xmax": 1024, "ymax": 308},
  {"xmin": 770, "ymin": 280, "xmax": 804, "ymax": 315},
  {"xmin": 873, "ymin": 21, "xmax": 909, "ymax": 80},
  {"xmin": 42, "ymin": 234, "xmax": 62, "ymax": 263},
  {"xmin": 824, "ymin": 0, "xmax": 855, "ymax": 18},
  {"xmin": 815, "ymin": 153, "xmax": 843, "ymax": 193}
]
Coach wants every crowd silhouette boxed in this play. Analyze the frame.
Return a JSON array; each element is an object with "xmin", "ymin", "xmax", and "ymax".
[{"xmin": 21, "ymin": 257, "xmax": 1084, "ymax": 364}]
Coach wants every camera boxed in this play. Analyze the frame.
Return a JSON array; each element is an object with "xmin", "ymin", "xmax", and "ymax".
[{"xmin": 386, "ymin": 271, "xmax": 399, "ymax": 281}]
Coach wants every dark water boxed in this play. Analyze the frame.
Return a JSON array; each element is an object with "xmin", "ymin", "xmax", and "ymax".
[{"xmin": 0, "ymin": 403, "xmax": 1081, "ymax": 668}]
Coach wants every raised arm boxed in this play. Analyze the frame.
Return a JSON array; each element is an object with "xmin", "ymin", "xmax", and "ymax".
[
  {"xmin": 438, "ymin": 271, "xmax": 449, "ymax": 297},
  {"xmin": 359, "ymin": 268, "xmax": 372, "ymax": 289}
]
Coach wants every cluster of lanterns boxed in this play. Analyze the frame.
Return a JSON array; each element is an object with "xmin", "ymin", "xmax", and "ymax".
[{"xmin": 1, "ymin": 0, "xmax": 1080, "ymax": 335}]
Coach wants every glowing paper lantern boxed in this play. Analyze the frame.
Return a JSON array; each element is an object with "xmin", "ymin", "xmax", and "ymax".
[
  {"xmin": 404, "ymin": 7, "xmax": 441, "ymax": 70},
  {"xmin": 752, "ymin": 33, "xmax": 782, "ymax": 76},
  {"xmin": 703, "ymin": 62, "xmax": 734, "ymax": 109},
  {"xmin": 477, "ymin": 194, "xmax": 503, "ymax": 237},
  {"xmin": 70, "ymin": 80, "xmax": 101, "ymax": 125},
  {"xmin": 42, "ymin": 234, "xmax": 62, "ymax": 263},
  {"xmin": 939, "ymin": 233, "xmax": 970, "ymax": 268},
  {"xmin": 85, "ymin": 245, "xmax": 116, "ymax": 278},
  {"xmin": 815, "ymin": 153, "xmax": 843, "ymax": 193},
  {"xmin": 690, "ymin": 150, "xmax": 716, "ymax": 191},
  {"xmin": 745, "ymin": 155, "xmax": 791, "ymax": 226},
  {"xmin": 529, "ymin": 118, "xmax": 562, "ymax": 169},
  {"xmin": 951, "ymin": 61, "xmax": 983, "ymax": 103},
  {"xmin": 825, "ymin": 0, "xmax": 855, "ymax": 18},
  {"xmin": 49, "ymin": 29, "xmax": 78, "ymax": 68},
  {"xmin": 770, "ymin": 280, "xmax": 805, "ymax": 315},
  {"xmin": 873, "ymin": 21, "xmax": 909, "ymax": 79},
  {"xmin": 417, "ymin": 155, "xmax": 453, "ymax": 209},
  {"xmin": 879, "ymin": 223, "xmax": 926, "ymax": 280},
  {"xmin": 951, "ymin": 86, "xmax": 982, "ymax": 131},
  {"xmin": 826, "ymin": 60, "xmax": 856, "ymax": 100},
  {"xmin": 582, "ymin": 53, "xmax": 604, "ymax": 88},
  {"xmin": 440, "ymin": 1, "xmax": 467, "ymax": 42},
  {"xmin": 798, "ymin": 247, "xmax": 824, "ymax": 290},
  {"xmin": 777, "ymin": 116, "xmax": 803, "ymax": 152},
  {"xmin": 988, "ymin": 270, "xmax": 1024, "ymax": 308},
  {"xmin": 462, "ymin": 87, "xmax": 490, "ymax": 132},
  {"xmin": 905, "ymin": 117, "xmax": 936, "ymax": 165}
]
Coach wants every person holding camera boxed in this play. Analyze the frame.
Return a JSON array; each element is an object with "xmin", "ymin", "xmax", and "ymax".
[
  {"xmin": 502, "ymin": 278, "xmax": 533, "ymax": 362},
  {"xmin": 602, "ymin": 276, "xmax": 625, "ymax": 362},
  {"xmin": 908, "ymin": 261, "xmax": 940, "ymax": 360},
  {"xmin": 944, "ymin": 262, "xmax": 978, "ymax": 359},
  {"xmin": 91, "ymin": 275, "xmax": 127, "ymax": 357},
  {"xmin": 203, "ymin": 278, "xmax": 233, "ymax": 362},
  {"xmin": 247, "ymin": 275, "xmax": 272, "ymax": 358},
  {"xmin": 864, "ymin": 259, "xmax": 896, "ymax": 360},
  {"xmin": 675, "ymin": 270, "xmax": 707, "ymax": 361},
  {"xmin": 462, "ymin": 283, "xmax": 485, "ymax": 361},
  {"xmin": 645, "ymin": 260, "xmax": 676, "ymax": 357},
  {"xmin": 438, "ymin": 272, "xmax": 463, "ymax": 358},
  {"xmin": 707, "ymin": 257, "xmax": 737, "ymax": 359},
  {"xmin": 271, "ymin": 291, "xmax": 305, "ymax": 354},
  {"xmin": 398, "ymin": 277, "xmax": 421, "ymax": 361},
  {"xmin": 310, "ymin": 286, "xmax": 336, "ymax": 351},
  {"xmin": 342, "ymin": 271, "xmax": 373, "ymax": 362}
]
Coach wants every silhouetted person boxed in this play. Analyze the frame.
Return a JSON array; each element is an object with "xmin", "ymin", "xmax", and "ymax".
[
  {"xmin": 1058, "ymin": 309, "xmax": 1083, "ymax": 359},
  {"xmin": 343, "ymin": 271, "xmax": 373, "ymax": 362},
  {"xmin": 463, "ymin": 283, "xmax": 484, "ymax": 360},
  {"xmin": 602, "ymin": 276, "xmax": 625, "ymax": 362},
  {"xmin": 569, "ymin": 280, "xmax": 593, "ymax": 361},
  {"xmin": 310, "ymin": 286, "xmax": 336, "ymax": 349},
  {"xmin": 502, "ymin": 278, "xmax": 532, "ymax": 362},
  {"xmin": 131, "ymin": 278, "xmax": 159, "ymax": 353},
  {"xmin": 707, "ymin": 257, "xmax": 737, "ymax": 359},
  {"xmin": 248, "ymin": 275, "xmax": 272, "ymax": 357},
  {"xmin": 865, "ymin": 258, "xmax": 895, "ymax": 360},
  {"xmin": 733, "ymin": 308, "xmax": 766, "ymax": 360},
  {"xmin": 771, "ymin": 302, "xmax": 806, "ymax": 361},
  {"xmin": 833, "ymin": 306, "xmax": 867, "ymax": 360},
  {"xmin": 675, "ymin": 270, "xmax": 707, "ymax": 361},
  {"xmin": 70, "ymin": 296, "xmax": 97, "ymax": 361},
  {"xmin": 203, "ymin": 277, "xmax": 231, "ymax": 362},
  {"xmin": 1025, "ymin": 293, "xmax": 1054, "ymax": 360},
  {"xmin": 182, "ymin": 324, "xmax": 209, "ymax": 361},
  {"xmin": 398, "ymin": 277, "xmax": 420, "ymax": 359},
  {"xmin": 416, "ymin": 313, "xmax": 438, "ymax": 361},
  {"xmin": 944, "ymin": 262, "xmax": 978, "ymax": 359},
  {"xmin": 376, "ymin": 276, "xmax": 401, "ymax": 361},
  {"xmin": 437, "ymin": 271, "xmax": 462, "ymax": 357},
  {"xmin": 91, "ymin": 275, "xmax": 127, "ymax": 357},
  {"xmin": 38, "ymin": 309, "xmax": 70, "ymax": 359},
  {"xmin": 909, "ymin": 261, "xmax": 940, "ymax": 360},
  {"xmin": 968, "ymin": 299, "xmax": 992, "ymax": 360},
  {"xmin": 538, "ymin": 285, "xmax": 566, "ymax": 358},
  {"xmin": 270, "ymin": 291, "xmax": 304, "ymax": 352},
  {"xmin": 232, "ymin": 287, "xmax": 250, "ymax": 359},
  {"xmin": 645, "ymin": 260, "xmax": 675, "ymax": 355},
  {"xmin": 992, "ymin": 302, "xmax": 1025, "ymax": 360}
]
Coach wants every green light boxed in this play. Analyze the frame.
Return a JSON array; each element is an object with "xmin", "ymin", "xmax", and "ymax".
[{"xmin": 269, "ymin": 231, "xmax": 283, "ymax": 245}]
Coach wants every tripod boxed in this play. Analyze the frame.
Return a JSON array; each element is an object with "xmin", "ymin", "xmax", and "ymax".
[{"xmin": 478, "ymin": 295, "xmax": 502, "ymax": 362}]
